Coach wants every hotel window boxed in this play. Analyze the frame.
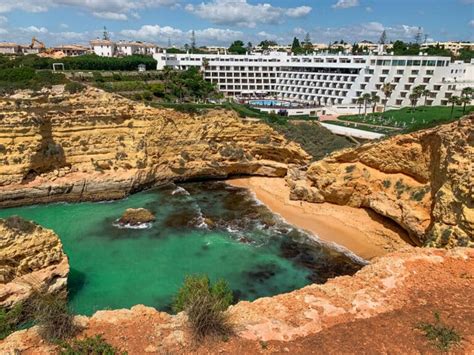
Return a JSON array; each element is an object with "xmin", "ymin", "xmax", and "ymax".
[
  {"xmin": 397, "ymin": 70, "xmax": 404, "ymax": 75},
  {"xmin": 382, "ymin": 69, "xmax": 389, "ymax": 75},
  {"xmin": 426, "ymin": 70, "xmax": 434, "ymax": 75}
]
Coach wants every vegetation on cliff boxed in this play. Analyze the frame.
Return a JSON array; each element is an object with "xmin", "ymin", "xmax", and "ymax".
[{"xmin": 174, "ymin": 275, "xmax": 233, "ymax": 339}]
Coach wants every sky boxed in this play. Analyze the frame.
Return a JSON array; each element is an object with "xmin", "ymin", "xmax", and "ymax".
[{"xmin": 0, "ymin": 0, "xmax": 472, "ymax": 46}]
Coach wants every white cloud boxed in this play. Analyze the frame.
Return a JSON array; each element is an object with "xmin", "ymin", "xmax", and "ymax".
[
  {"xmin": 20, "ymin": 25, "xmax": 49, "ymax": 33},
  {"xmin": 0, "ymin": 0, "xmax": 177, "ymax": 20},
  {"xmin": 0, "ymin": 15, "xmax": 8, "ymax": 24},
  {"xmin": 365, "ymin": 6, "xmax": 373, "ymax": 12},
  {"xmin": 119, "ymin": 24, "xmax": 243, "ymax": 45},
  {"xmin": 59, "ymin": 23, "xmax": 68, "ymax": 29},
  {"xmin": 185, "ymin": 0, "xmax": 312, "ymax": 28},
  {"xmin": 332, "ymin": 0, "xmax": 360, "ymax": 9},
  {"xmin": 470, "ymin": 20, "xmax": 474, "ymax": 27},
  {"xmin": 92, "ymin": 11, "xmax": 128, "ymax": 20}
]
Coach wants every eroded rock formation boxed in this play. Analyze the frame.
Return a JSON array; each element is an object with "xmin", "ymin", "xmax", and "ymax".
[
  {"xmin": 288, "ymin": 117, "xmax": 473, "ymax": 247},
  {"xmin": 0, "ymin": 216, "xmax": 69, "ymax": 309},
  {"xmin": 1, "ymin": 247, "xmax": 472, "ymax": 354},
  {"xmin": 118, "ymin": 208, "xmax": 155, "ymax": 226},
  {"xmin": 0, "ymin": 87, "xmax": 309, "ymax": 207}
]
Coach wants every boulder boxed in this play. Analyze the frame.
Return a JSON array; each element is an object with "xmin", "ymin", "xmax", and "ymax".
[{"xmin": 118, "ymin": 208, "xmax": 156, "ymax": 226}]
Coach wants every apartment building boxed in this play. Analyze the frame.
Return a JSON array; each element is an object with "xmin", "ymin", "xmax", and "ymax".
[
  {"xmin": 421, "ymin": 41, "xmax": 474, "ymax": 55},
  {"xmin": 90, "ymin": 39, "xmax": 159, "ymax": 57},
  {"xmin": 154, "ymin": 51, "xmax": 472, "ymax": 109},
  {"xmin": 51, "ymin": 45, "xmax": 90, "ymax": 56}
]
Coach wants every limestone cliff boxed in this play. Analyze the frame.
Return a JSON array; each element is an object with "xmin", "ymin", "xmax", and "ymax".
[
  {"xmin": 0, "ymin": 87, "xmax": 309, "ymax": 207},
  {"xmin": 288, "ymin": 117, "xmax": 473, "ymax": 247},
  {"xmin": 0, "ymin": 216, "xmax": 69, "ymax": 309}
]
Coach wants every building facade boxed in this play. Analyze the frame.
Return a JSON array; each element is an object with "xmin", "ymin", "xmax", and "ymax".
[
  {"xmin": 154, "ymin": 52, "xmax": 473, "ymax": 109},
  {"xmin": 0, "ymin": 42, "xmax": 20, "ymax": 55},
  {"xmin": 90, "ymin": 40, "xmax": 159, "ymax": 57},
  {"xmin": 420, "ymin": 41, "xmax": 474, "ymax": 55}
]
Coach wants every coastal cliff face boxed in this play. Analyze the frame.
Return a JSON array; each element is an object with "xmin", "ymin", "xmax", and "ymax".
[
  {"xmin": 0, "ymin": 216, "xmax": 69, "ymax": 309},
  {"xmin": 1, "ymin": 247, "xmax": 472, "ymax": 354},
  {"xmin": 288, "ymin": 117, "xmax": 473, "ymax": 247},
  {"xmin": 0, "ymin": 87, "xmax": 309, "ymax": 207}
]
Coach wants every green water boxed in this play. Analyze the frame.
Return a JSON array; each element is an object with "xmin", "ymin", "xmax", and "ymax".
[{"xmin": 0, "ymin": 182, "xmax": 363, "ymax": 316}]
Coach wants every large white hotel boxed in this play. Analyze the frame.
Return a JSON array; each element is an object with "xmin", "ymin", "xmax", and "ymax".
[{"xmin": 153, "ymin": 51, "xmax": 473, "ymax": 112}]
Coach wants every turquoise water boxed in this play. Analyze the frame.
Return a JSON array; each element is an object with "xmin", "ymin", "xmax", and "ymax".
[{"xmin": 0, "ymin": 182, "xmax": 363, "ymax": 316}]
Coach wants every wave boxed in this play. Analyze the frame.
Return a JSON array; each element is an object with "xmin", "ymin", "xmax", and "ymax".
[
  {"xmin": 171, "ymin": 186, "xmax": 190, "ymax": 196},
  {"xmin": 112, "ymin": 220, "xmax": 153, "ymax": 230}
]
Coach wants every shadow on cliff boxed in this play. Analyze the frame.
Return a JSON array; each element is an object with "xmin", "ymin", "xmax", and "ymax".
[{"xmin": 22, "ymin": 118, "xmax": 67, "ymax": 184}]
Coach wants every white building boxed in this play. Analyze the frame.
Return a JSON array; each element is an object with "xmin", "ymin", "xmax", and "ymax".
[
  {"xmin": 420, "ymin": 41, "xmax": 474, "ymax": 55},
  {"xmin": 90, "ymin": 40, "xmax": 159, "ymax": 57},
  {"xmin": 0, "ymin": 42, "xmax": 20, "ymax": 55},
  {"xmin": 154, "ymin": 51, "xmax": 473, "ymax": 110},
  {"xmin": 90, "ymin": 40, "xmax": 116, "ymax": 57}
]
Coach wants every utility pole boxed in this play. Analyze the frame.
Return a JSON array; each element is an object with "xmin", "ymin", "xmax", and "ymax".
[
  {"xmin": 379, "ymin": 30, "xmax": 387, "ymax": 45},
  {"xmin": 414, "ymin": 27, "xmax": 423, "ymax": 45},
  {"xmin": 102, "ymin": 26, "xmax": 110, "ymax": 41},
  {"xmin": 190, "ymin": 30, "xmax": 196, "ymax": 52},
  {"xmin": 168, "ymin": 37, "xmax": 171, "ymax": 48}
]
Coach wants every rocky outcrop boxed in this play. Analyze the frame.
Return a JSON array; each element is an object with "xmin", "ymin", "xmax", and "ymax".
[
  {"xmin": 0, "ymin": 216, "xmax": 69, "ymax": 309},
  {"xmin": 117, "ymin": 208, "xmax": 155, "ymax": 226},
  {"xmin": 288, "ymin": 117, "xmax": 473, "ymax": 247},
  {"xmin": 1, "ymin": 247, "xmax": 472, "ymax": 354},
  {"xmin": 0, "ymin": 87, "xmax": 309, "ymax": 207}
]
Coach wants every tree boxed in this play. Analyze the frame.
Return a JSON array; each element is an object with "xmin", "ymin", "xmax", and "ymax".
[
  {"xmin": 379, "ymin": 30, "xmax": 387, "ymax": 45},
  {"xmin": 409, "ymin": 93, "xmax": 419, "ymax": 111},
  {"xmin": 259, "ymin": 40, "xmax": 277, "ymax": 50},
  {"xmin": 228, "ymin": 40, "xmax": 246, "ymax": 55},
  {"xmin": 370, "ymin": 93, "xmax": 380, "ymax": 113},
  {"xmin": 362, "ymin": 93, "xmax": 371, "ymax": 116},
  {"xmin": 356, "ymin": 97, "xmax": 364, "ymax": 116},
  {"xmin": 381, "ymin": 82, "xmax": 394, "ymax": 114},
  {"xmin": 421, "ymin": 88, "xmax": 432, "ymax": 106},
  {"xmin": 448, "ymin": 95, "xmax": 460, "ymax": 119},
  {"xmin": 460, "ymin": 87, "xmax": 473, "ymax": 113},
  {"xmin": 291, "ymin": 37, "xmax": 304, "ymax": 55}
]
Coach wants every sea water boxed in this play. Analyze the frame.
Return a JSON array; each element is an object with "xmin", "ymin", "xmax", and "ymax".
[{"xmin": 0, "ymin": 182, "xmax": 363, "ymax": 316}]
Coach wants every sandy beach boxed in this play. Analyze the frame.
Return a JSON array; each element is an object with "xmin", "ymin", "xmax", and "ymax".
[{"xmin": 228, "ymin": 177, "xmax": 411, "ymax": 260}]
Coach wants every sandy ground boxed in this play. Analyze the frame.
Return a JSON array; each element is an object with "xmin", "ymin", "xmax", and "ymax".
[{"xmin": 227, "ymin": 176, "xmax": 411, "ymax": 260}]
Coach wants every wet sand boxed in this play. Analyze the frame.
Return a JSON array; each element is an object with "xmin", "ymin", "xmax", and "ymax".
[{"xmin": 228, "ymin": 177, "xmax": 410, "ymax": 260}]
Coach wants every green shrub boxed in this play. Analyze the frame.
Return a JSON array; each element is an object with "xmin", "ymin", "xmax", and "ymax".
[
  {"xmin": 0, "ymin": 303, "xmax": 24, "ymax": 340},
  {"xmin": 65, "ymin": 81, "xmax": 86, "ymax": 94},
  {"xmin": 416, "ymin": 312, "xmax": 461, "ymax": 351},
  {"xmin": 141, "ymin": 91, "xmax": 153, "ymax": 101},
  {"xmin": 59, "ymin": 335, "xmax": 124, "ymax": 355},
  {"xmin": 28, "ymin": 291, "xmax": 78, "ymax": 342},
  {"xmin": 173, "ymin": 275, "xmax": 233, "ymax": 339},
  {"xmin": 0, "ymin": 67, "xmax": 35, "ymax": 82}
]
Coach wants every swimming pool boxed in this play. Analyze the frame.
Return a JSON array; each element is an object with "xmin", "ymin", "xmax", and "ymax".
[{"xmin": 248, "ymin": 99, "xmax": 298, "ymax": 108}]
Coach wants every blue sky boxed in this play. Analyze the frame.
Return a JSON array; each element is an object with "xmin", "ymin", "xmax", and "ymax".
[{"xmin": 0, "ymin": 0, "xmax": 472, "ymax": 46}]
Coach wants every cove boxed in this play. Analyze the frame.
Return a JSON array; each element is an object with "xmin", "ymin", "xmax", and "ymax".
[{"xmin": 0, "ymin": 182, "xmax": 364, "ymax": 316}]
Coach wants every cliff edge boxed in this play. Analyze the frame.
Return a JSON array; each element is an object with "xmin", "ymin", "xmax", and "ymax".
[
  {"xmin": 0, "ymin": 87, "xmax": 309, "ymax": 207},
  {"xmin": 288, "ymin": 116, "xmax": 473, "ymax": 247}
]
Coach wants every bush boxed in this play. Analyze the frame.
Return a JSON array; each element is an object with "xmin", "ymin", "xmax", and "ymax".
[
  {"xmin": 28, "ymin": 291, "xmax": 78, "ymax": 342},
  {"xmin": 65, "ymin": 81, "xmax": 86, "ymax": 94},
  {"xmin": 0, "ymin": 303, "xmax": 24, "ymax": 340},
  {"xmin": 416, "ymin": 312, "xmax": 461, "ymax": 351},
  {"xmin": 59, "ymin": 335, "xmax": 124, "ymax": 355},
  {"xmin": 173, "ymin": 275, "xmax": 233, "ymax": 339}
]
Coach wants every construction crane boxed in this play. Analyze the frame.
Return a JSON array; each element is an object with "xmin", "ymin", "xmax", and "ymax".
[{"xmin": 30, "ymin": 37, "xmax": 46, "ymax": 49}]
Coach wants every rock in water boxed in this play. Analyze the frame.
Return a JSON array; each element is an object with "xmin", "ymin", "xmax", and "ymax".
[
  {"xmin": 0, "ymin": 216, "xmax": 69, "ymax": 309},
  {"xmin": 118, "ymin": 208, "xmax": 156, "ymax": 226}
]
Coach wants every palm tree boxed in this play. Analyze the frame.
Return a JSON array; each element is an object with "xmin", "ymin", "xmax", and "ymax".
[
  {"xmin": 362, "ymin": 93, "xmax": 371, "ymax": 116},
  {"xmin": 370, "ymin": 93, "xmax": 381, "ymax": 113},
  {"xmin": 356, "ymin": 97, "xmax": 364, "ymax": 116},
  {"xmin": 409, "ymin": 93, "xmax": 419, "ymax": 111},
  {"xmin": 448, "ymin": 95, "xmax": 460, "ymax": 119},
  {"xmin": 421, "ymin": 89, "xmax": 432, "ymax": 106},
  {"xmin": 381, "ymin": 82, "xmax": 393, "ymax": 114},
  {"xmin": 459, "ymin": 96, "xmax": 470, "ymax": 114},
  {"xmin": 461, "ymin": 87, "xmax": 473, "ymax": 113}
]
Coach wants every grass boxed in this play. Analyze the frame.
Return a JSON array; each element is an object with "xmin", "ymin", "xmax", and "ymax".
[
  {"xmin": 416, "ymin": 312, "xmax": 461, "ymax": 352},
  {"xmin": 173, "ymin": 275, "xmax": 233, "ymax": 340},
  {"xmin": 59, "ymin": 335, "xmax": 125, "ymax": 355},
  {"xmin": 339, "ymin": 105, "xmax": 474, "ymax": 133},
  {"xmin": 0, "ymin": 303, "xmax": 24, "ymax": 340}
]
